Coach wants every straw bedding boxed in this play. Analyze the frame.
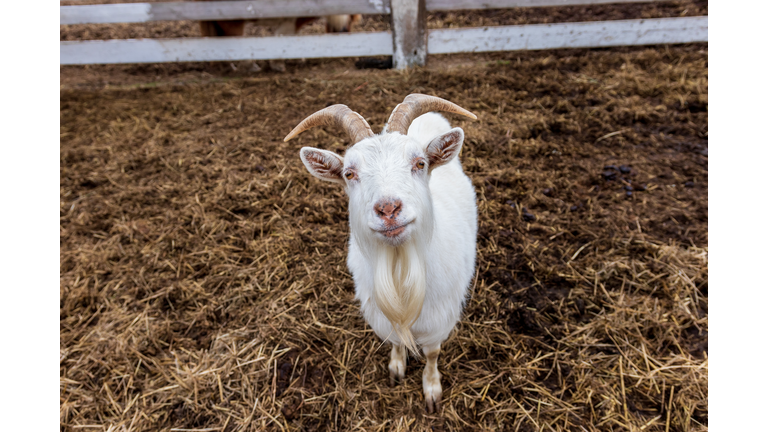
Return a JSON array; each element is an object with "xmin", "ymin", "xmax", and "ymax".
[{"xmin": 61, "ymin": 5, "xmax": 707, "ymax": 431}]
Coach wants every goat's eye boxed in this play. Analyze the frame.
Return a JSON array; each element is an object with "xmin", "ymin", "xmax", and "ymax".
[
  {"xmin": 416, "ymin": 160, "xmax": 426, "ymax": 169},
  {"xmin": 344, "ymin": 171, "xmax": 355, "ymax": 180}
]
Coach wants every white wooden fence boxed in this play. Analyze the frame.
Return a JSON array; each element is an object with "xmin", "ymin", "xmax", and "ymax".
[{"xmin": 60, "ymin": 0, "xmax": 708, "ymax": 69}]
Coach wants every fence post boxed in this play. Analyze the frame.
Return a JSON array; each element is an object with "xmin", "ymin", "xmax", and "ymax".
[{"xmin": 391, "ymin": 0, "xmax": 427, "ymax": 69}]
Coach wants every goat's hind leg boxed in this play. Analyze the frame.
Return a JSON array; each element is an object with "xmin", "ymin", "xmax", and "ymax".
[
  {"xmin": 422, "ymin": 344, "xmax": 442, "ymax": 413},
  {"xmin": 389, "ymin": 344, "xmax": 406, "ymax": 386}
]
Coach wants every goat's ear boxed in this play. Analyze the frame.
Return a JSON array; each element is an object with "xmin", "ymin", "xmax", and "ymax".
[
  {"xmin": 425, "ymin": 127, "xmax": 464, "ymax": 171},
  {"xmin": 299, "ymin": 147, "xmax": 345, "ymax": 184}
]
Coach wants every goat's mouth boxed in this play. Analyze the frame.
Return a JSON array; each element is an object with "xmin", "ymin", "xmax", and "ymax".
[{"xmin": 374, "ymin": 220, "xmax": 414, "ymax": 238}]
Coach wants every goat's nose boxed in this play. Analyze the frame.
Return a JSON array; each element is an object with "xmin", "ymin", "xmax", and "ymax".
[{"xmin": 374, "ymin": 199, "xmax": 402, "ymax": 220}]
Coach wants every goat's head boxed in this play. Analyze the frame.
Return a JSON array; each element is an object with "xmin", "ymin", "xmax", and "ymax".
[{"xmin": 285, "ymin": 94, "xmax": 476, "ymax": 247}]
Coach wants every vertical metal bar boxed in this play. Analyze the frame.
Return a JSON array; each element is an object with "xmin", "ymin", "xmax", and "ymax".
[{"xmin": 391, "ymin": 0, "xmax": 427, "ymax": 69}]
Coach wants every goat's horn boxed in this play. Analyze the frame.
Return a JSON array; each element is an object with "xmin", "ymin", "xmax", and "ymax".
[
  {"xmin": 284, "ymin": 104, "xmax": 374, "ymax": 145},
  {"xmin": 384, "ymin": 94, "xmax": 477, "ymax": 135}
]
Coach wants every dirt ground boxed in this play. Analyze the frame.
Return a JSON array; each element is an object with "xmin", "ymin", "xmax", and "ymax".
[{"xmin": 60, "ymin": 4, "xmax": 708, "ymax": 432}]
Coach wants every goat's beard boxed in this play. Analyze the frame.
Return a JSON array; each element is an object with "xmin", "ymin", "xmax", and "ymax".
[
  {"xmin": 349, "ymin": 189, "xmax": 434, "ymax": 356},
  {"xmin": 371, "ymin": 236, "xmax": 428, "ymax": 356}
]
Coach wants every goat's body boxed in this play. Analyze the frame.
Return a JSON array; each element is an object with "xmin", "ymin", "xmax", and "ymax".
[
  {"xmin": 290, "ymin": 95, "xmax": 478, "ymax": 412},
  {"xmin": 348, "ymin": 113, "xmax": 477, "ymax": 348}
]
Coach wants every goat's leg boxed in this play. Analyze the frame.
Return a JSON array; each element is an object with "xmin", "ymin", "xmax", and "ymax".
[
  {"xmin": 268, "ymin": 19, "xmax": 296, "ymax": 72},
  {"xmin": 422, "ymin": 344, "xmax": 442, "ymax": 413},
  {"xmin": 388, "ymin": 344, "xmax": 406, "ymax": 386}
]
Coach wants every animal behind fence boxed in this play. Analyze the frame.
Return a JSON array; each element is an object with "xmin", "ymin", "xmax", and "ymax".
[{"xmin": 196, "ymin": 0, "xmax": 361, "ymax": 71}]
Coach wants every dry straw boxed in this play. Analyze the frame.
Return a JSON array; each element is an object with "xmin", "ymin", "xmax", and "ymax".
[{"xmin": 61, "ymin": 8, "xmax": 707, "ymax": 431}]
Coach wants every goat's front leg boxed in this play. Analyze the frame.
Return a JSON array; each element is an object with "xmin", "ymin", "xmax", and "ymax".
[
  {"xmin": 268, "ymin": 19, "xmax": 296, "ymax": 72},
  {"xmin": 389, "ymin": 344, "xmax": 406, "ymax": 386},
  {"xmin": 422, "ymin": 344, "xmax": 442, "ymax": 413}
]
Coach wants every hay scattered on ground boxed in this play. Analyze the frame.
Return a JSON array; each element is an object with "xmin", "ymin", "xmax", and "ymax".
[{"xmin": 61, "ymin": 7, "xmax": 707, "ymax": 432}]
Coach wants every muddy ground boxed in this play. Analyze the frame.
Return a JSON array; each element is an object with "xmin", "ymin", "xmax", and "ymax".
[{"xmin": 60, "ymin": 4, "xmax": 707, "ymax": 431}]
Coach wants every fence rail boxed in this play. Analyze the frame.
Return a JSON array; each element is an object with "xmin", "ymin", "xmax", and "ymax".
[
  {"xmin": 61, "ymin": 0, "xmax": 390, "ymax": 25},
  {"xmin": 61, "ymin": 31, "xmax": 393, "ymax": 64},
  {"xmin": 61, "ymin": 17, "xmax": 707, "ymax": 65},
  {"xmin": 428, "ymin": 16, "xmax": 708, "ymax": 54},
  {"xmin": 60, "ymin": 0, "xmax": 708, "ymax": 68},
  {"xmin": 61, "ymin": 0, "xmax": 666, "ymax": 25}
]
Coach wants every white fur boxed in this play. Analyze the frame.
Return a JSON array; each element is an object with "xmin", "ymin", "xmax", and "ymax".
[
  {"xmin": 299, "ymin": 111, "xmax": 477, "ymax": 411},
  {"xmin": 345, "ymin": 113, "xmax": 477, "ymax": 349}
]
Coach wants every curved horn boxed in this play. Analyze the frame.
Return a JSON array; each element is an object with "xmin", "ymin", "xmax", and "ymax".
[
  {"xmin": 384, "ymin": 94, "xmax": 477, "ymax": 135},
  {"xmin": 284, "ymin": 104, "xmax": 374, "ymax": 145}
]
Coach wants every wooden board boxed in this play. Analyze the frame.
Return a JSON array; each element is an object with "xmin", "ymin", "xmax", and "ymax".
[
  {"xmin": 60, "ymin": 16, "xmax": 706, "ymax": 65},
  {"xmin": 60, "ymin": 0, "xmax": 674, "ymax": 25},
  {"xmin": 60, "ymin": 0, "xmax": 392, "ymax": 25},
  {"xmin": 60, "ymin": 31, "xmax": 393, "ymax": 64},
  {"xmin": 391, "ymin": 0, "xmax": 426, "ymax": 69},
  {"xmin": 428, "ymin": 16, "xmax": 708, "ymax": 54},
  {"xmin": 425, "ymin": 0, "xmax": 664, "ymax": 11}
]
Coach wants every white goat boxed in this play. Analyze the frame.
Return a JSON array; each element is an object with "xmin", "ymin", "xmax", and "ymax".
[{"xmin": 284, "ymin": 94, "xmax": 478, "ymax": 413}]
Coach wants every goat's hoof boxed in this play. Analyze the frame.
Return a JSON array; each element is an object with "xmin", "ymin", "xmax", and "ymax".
[
  {"xmin": 388, "ymin": 370, "xmax": 405, "ymax": 386},
  {"xmin": 269, "ymin": 60, "xmax": 287, "ymax": 73},
  {"xmin": 388, "ymin": 359, "xmax": 406, "ymax": 387},
  {"xmin": 425, "ymin": 394, "xmax": 442, "ymax": 414},
  {"xmin": 423, "ymin": 379, "xmax": 442, "ymax": 414},
  {"xmin": 388, "ymin": 365, "xmax": 405, "ymax": 387}
]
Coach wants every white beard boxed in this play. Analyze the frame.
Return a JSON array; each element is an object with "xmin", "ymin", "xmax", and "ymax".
[{"xmin": 371, "ymin": 237, "xmax": 428, "ymax": 354}]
